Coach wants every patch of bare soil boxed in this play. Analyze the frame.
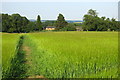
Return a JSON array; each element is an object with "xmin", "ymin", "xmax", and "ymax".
[
  {"xmin": 26, "ymin": 75, "xmax": 47, "ymax": 80},
  {"xmin": 23, "ymin": 46, "xmax": 31, "ymax": 56},
  {"xmin": 22, "ymin": 45, "xmax": 31, "ymax": 64}
]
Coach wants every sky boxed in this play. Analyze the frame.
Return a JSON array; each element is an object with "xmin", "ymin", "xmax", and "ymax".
[
  {"xmin": 1, "ymin": 0, "xmax": 120, "ymax": 2},
  {"xmin": 1, "ymin": 1, "xmax": 119, "ymax": 20}
]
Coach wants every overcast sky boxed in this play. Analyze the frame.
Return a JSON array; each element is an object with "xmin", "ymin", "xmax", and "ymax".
[{"xmin": 1, "ymin": 0, "xmax": 119, "ymax": 20}]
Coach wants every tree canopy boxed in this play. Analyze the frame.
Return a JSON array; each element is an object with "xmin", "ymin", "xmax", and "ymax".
[
  {"xmin": 2, "ymin": 14, "xmax": 44, "ymax": 33},
  {"xmin": 87, "ymin": 9, "xmax": 98, "ymax": 17},
  {"xmin": 36, "ymin": 15, "xmax": 42, "ymax": 31},
  {"xmin": 1, "ymin": 11, "xmax": 120, "ymax": 33},
  {"xmin": 2, "ymin": 14, "xmax": 29, "ymax": 33},
  {"xmin": 56, "ymin": 14, "xmax": 68, "ymax": 30},
  {"xmin": 83, "ymin": 9, "xmax": 120, "ymax": 31}
]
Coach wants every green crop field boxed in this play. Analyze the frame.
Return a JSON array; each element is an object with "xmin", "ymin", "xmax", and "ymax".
[
  {"xmin": 2, "ymin": 32, "xmax": 118, "ymax": 78},
  {"xmin": 24, "ymin": 32, "xmax": 118, "ymax": 78},
  {"xmin": 2, "ymin": 33, "xmax": 20, "ymax": 76}
]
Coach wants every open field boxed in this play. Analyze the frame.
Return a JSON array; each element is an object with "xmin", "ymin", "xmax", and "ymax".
[
  {"xmin": 2, "ymin": 34, "xmax": 20, "ymax": 76},
  {"xmin": 2, "ymin": 32, "xmax": 118, "ymax": 78},
  {"xmin": 25, "ymin": 32, "xmax": 118, "ymax": 78}
]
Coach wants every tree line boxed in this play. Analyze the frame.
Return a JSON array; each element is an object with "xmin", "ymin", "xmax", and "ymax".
[
  {"xmin": 2, "ymin": 14, "xmax": 42, "ymax": 33},
  {"xmin": 1, "ymin": 9, "xmax": 120, "ymax": 33},
  {"xmin": 83, "ymin": 9, "xmax": 120, "ymax": 31}
]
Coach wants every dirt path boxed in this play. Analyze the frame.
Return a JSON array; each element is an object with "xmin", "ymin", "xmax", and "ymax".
[
  {"xmin": 23, "ymin": 46, "xmax": 31, "ymax": 56},
  {"xmin": 22, "ymin": 45, "xmax": 47, "ymax": 80},
  {"xmin": 22, "ymin": 46, "xmax": 31, "ymax": 64}
]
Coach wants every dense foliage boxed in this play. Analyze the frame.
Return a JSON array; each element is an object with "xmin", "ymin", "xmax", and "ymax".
[
  {"xmin": 2, "ymin": 14, "xmax": 43, "ymax": 33},
  {"xmin": 42, "ymin": 20, "xmax": 56, "ymax": 28},
  {"xmin": 1, "ymin": 9, "xmax": 120, "ymax": 33},
  {"xmin": 83, "ymin": 9, "xmax": 120, "ymax": 31},
  {"xmin": 36, "ymin": 15, "xmax": 42, "ymax": 31},
  {"xmin": 2, "ymin": 14, "xmax": 29, "ymax": 33},
  {"xmin": 55, "ymin": 14, "xmax": 68, "ymax": 30},
  {"xmin": 61, "ymin": 23, "xmax": 76, "ymax": 31},
  {"xmin": 1, "ymin": 13, "xmax": 77, "ymax": 32}
]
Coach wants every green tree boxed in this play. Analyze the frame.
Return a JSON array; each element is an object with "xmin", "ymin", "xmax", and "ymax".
[
  {"xmin": 101, "ymin": 16, "xmax": 106, "ymax": 20},
  {"xmin": 87, "ymin": 9, "xmax": 98, "ymax": 17},
  {"xmin": 42, "ymin": 20, "xmax": 56, "ymax": 28},
  {"xmin": 82, "ymin": 9, "xmax": 119, "ymax": 31},
  {"xmin": 83, "ymin": 15, "xmax": 96, "ymax": 31},
  {"xmin": 56, "ymin": 14, "xmax": 68, "ymax": 30},
  {"xmin": 21, "ymin": 17, "xmax": 29, "ymax": 32},
  {"xmin": 2, "ymin": 13, "xmax": 29, "ymax": 33},
  {"xmin": 2, "ymin": 14, "xmax": 11, "ymax": 32},
  {"xmin": 10, "ymin": 14, "xmax": 22, "ymax": 33},
  {"xmin": 26, "ymin": 21, "xmax": 36, "ymax": 32},
  {"xmin": 61, "ymin": 23, "xmax": 76, "ymax": 31},
  {"xmin": 110, "ymin": 18, "xmax": 119, "ymax": 31},
  {"xmin": 36, "ymin": 15, "xmax": 42, "ymax": 31}
]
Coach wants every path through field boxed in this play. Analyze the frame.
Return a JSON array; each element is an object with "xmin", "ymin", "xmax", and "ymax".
[
  {"xmin": 2, "ymin": 32, "xmax": 118, "ymax": 78},
  {"xmin": 22, "ymin": 46, "xmax": 31, "ymax": 64},
  {"xmin": 22, "ymin": 40, "xmax": 46, "ymax": 79}
]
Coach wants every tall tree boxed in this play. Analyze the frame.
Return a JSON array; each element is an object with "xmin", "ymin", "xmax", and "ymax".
[
  {"xmin": 36, "ymin": 15, "xmax": 42, "ymax": 31},
  {"xmin": 101, "ymin": 16, "xmax": 106, "ymax": 20},
  {"xmin": 83, "ymin": 9, "xmax": 107, "ymax": 31},
  {"xmin": 56, "ymin": 14, "xmax": 68, "ymax": 30},
  {"xmin": 83, "ymin": 9, "xmax": 99, "ymax": 31},
  {"xmin": 87, "ymin": 9, "xmax": 98, "ymax": 17},
  {"xmin": 83, "ymin": 9, "xmax": 119, "ymax": 31}
]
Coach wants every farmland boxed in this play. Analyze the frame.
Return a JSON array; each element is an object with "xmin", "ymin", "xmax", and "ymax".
[
  {"xmin": 2, "ymin": 32, "xmax": 118, "ymax": 78},
  {"xmin": 2, "ymin": 34, "xmax": 20, "ymax": 77}
]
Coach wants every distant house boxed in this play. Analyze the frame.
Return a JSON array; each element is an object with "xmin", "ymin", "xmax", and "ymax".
[
  {"xmin": 45, "ymin": 26, "xmax": 56, "ymax": 30},
  {"xmin": 76, "ymin": 26, "xmax": 83, "ymax": 31}
]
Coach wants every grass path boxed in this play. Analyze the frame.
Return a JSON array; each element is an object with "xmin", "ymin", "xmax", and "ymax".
[
  {"xmin": 23, "ymin": 45, "xmax": 46, "ymax": 79},
  {"xmin": 22, "ymin": 45, "xmax": 31, "ymax": 65},
  {"xmin": 22, "ymin": 37, "xmax": 46, "ymax": 79}
]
